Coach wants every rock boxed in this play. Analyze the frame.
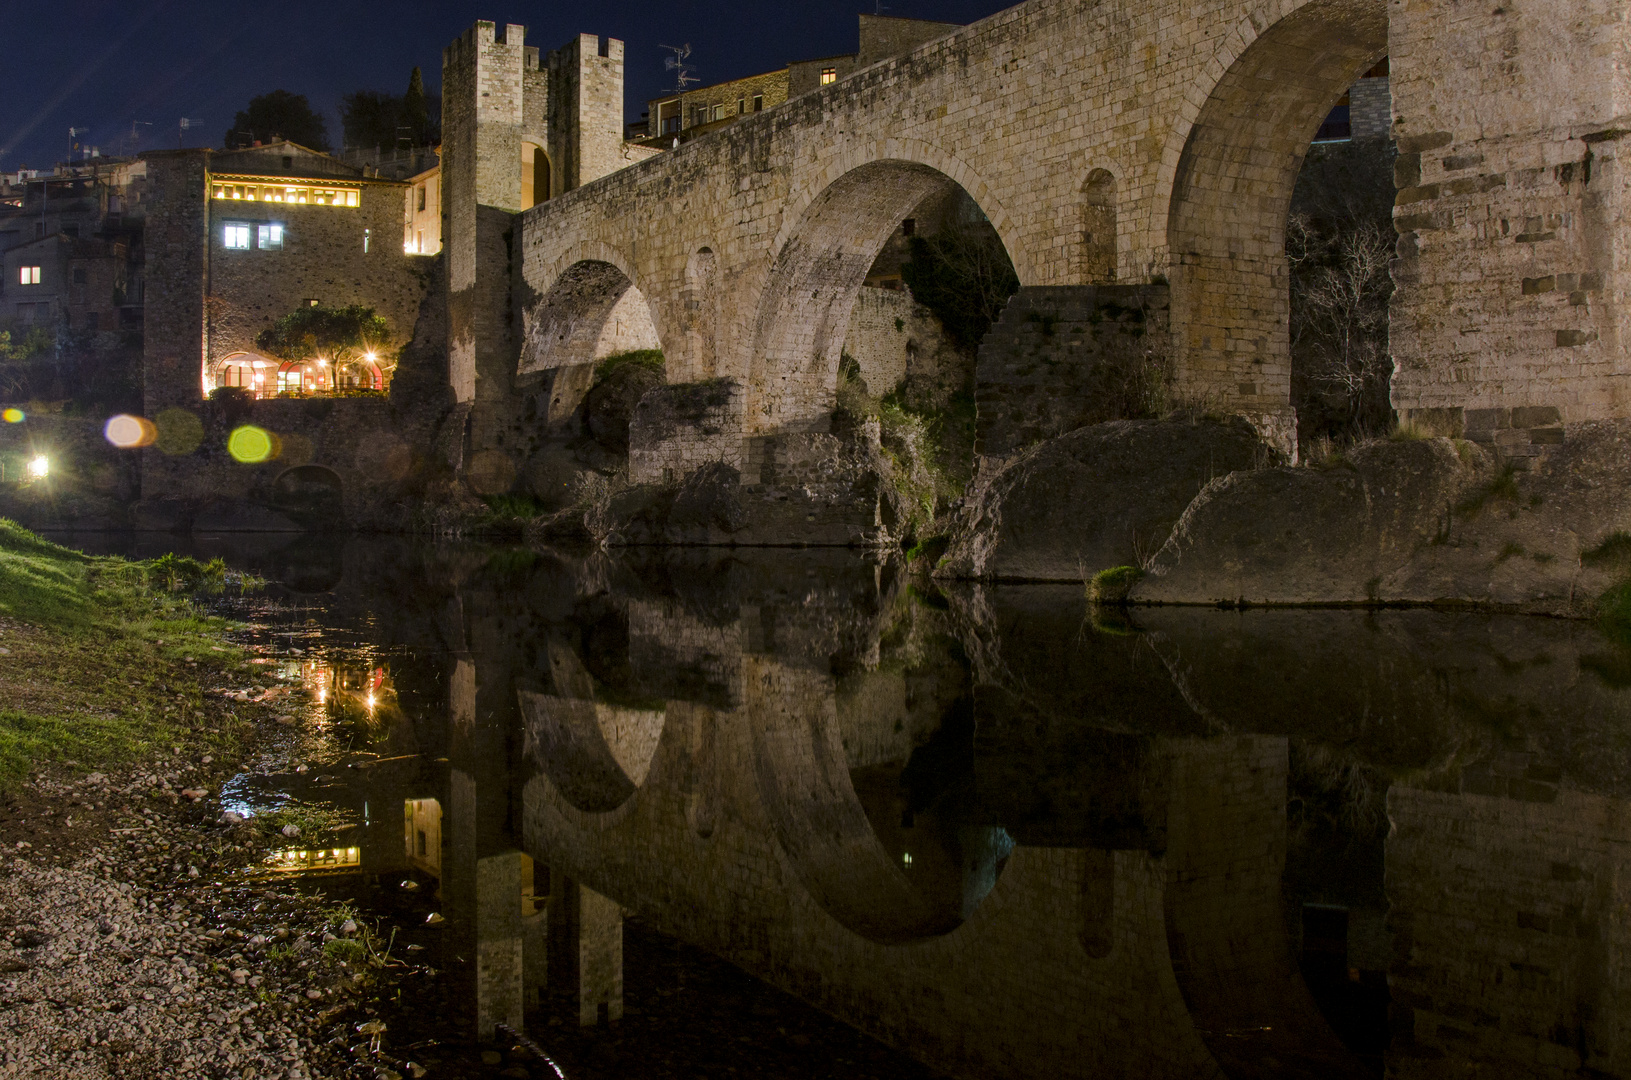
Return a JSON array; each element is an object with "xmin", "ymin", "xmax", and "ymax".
[
  {"xmin": 220, "ymin": 812, "xmax": 245, "ymax": 825},
  {"xmin": 424, "ymin": 913, "xmax": 444, "ymax": 926},
  {"xmin": 280, "ymin": 824, "xmax": 300, "ymax": 838},
  {"xmin": 584, "ymin": 357, "xmax": 665, "ymax": 455},
  {"xmin": 938, "ymin": 417, "xmax": 1273, "ymax": 582},
  {"xmin": 339, "ymin": 920, "xmax": 357, "ymax": 935},
  {"xmin": 231, "ymin": 969, "xmax": 250, "ymax": 984},
  {"xmin": 305, "ymin": 988, "xmax": 322, "ymax": 1000},
  {"xmin": 399, "ymin": 880, "xmax": 419, "ymax": 892},
  {"xmin": 1129, "ymin": 432, "xmax": 1631, "ymax": 614},
  {"xmin": 181, "ymin": 788, "xmax": 208, "ymax": 801}
]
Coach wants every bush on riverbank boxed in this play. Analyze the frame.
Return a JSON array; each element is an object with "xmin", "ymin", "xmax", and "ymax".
[{"xmin": 0, "ymin": 519, "xmax": 249, "ymax": 791}]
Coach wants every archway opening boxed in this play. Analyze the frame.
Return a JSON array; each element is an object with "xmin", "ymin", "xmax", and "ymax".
[
  {"xmin": 749, "ymin": 160, "xmax": 1018, "ymax": 437},
  {"xmin": 1165, "ymin": 0, "xmax": 1389, "ymax": 455},
  {"xmin": 522, "ymin": 143, "xmax": 551, "ymax": 210},
  {"xmin": 271, "ymin": 465, "xmax": 344, "ymax": 526},
  {"xmin": 210, "ymin": 351, "xmax": 277, "ymax": 397}
]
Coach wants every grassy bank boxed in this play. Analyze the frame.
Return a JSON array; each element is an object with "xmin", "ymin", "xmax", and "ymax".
[{"xmin": 0, "ymin": 519, "xmax": 250, "ymax": 791}]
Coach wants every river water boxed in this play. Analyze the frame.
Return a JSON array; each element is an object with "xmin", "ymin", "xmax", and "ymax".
[{"xmin": 47, "ymin": 531, "xmax": 1631, "ymax": 1079}]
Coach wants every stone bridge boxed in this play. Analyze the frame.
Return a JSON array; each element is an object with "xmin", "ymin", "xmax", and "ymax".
[{"xmin": 449, "ymin": 0, "xmax": 1628, "ymax": 472}]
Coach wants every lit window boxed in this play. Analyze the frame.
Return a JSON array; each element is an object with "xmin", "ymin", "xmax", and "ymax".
[
  {"xmin": 19, "ymin": 266, "xmax": 40, "ymax": 285},
  {"xmin": 223, "ymin": 223, "xmax": 251, "ymax": 249},
  {"xmin": 257, "ymin": 224, "xmax": 284, "ymax": 249},
  {"xmin": 710, "ymin": 103, "xmax": 723, "ymax": 121},
  {"xmin": 363, "ymin": 228, "xmax": 371, "ymax": 253},
  {"xmin": 821, "ymin": 67, "xmax": 837, "ymax": 85}
]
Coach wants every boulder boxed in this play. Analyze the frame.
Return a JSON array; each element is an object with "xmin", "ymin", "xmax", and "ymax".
[{"xmin": 936, "ymin": 417, "xmax": 1272, "ymax": 581}]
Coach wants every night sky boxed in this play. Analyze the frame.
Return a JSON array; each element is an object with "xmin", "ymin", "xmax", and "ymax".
[{"xmin": 1, "ymin": 0, "xmax": 1012, "ymax": 171}]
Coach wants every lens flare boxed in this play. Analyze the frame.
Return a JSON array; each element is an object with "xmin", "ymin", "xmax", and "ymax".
[
  {"xmin": 27, "ymin": 456, "xmax": 49, "ymax": 479},
  {"xmin": 227, "ymin": 425, "xmax": 275, "ymax": 463},
  {"xmin": 103, "ymin": 414, "xmax": 157, "ymax": 448},
  {"xmin": 1, "ymin": 408, "xmax": 23, "ymax": 423}
]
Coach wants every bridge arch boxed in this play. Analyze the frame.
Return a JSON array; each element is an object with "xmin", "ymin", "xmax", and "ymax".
[
  {"xmin": 519, "ymin": 241, "xmax": 663, "ymax": 379},
  {"xmin": 748, "ymin": 155, "xmax": 1019, "ymax": 433},
  {"xmin": 1159, "ymin": 0, "xmax": 1388, "ymax": 436}
]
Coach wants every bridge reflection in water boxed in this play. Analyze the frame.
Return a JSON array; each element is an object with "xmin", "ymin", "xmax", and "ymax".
[{"xmin": 181, "ymin": 535, "xmax": 1631, "ymax": 1080}]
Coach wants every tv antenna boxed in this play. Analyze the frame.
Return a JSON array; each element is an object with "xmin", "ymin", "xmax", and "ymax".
[
  {"xmin": 178, "ymin": 117, "xmax": 201, "ymax": 148},
  {"xmin": 661, "ymin": 43, "xmax": 697, "ymax": 92},
  {"xmin": 873, "ymin": 0, "xmax": 891, "ymax": 12},
  {"xmin": 127, "ymin": 121, "xmax": 153, "ymax": 156},
  {"xmin": 68, "ymin": 127, "xmax": 88, "ymax": 161}
]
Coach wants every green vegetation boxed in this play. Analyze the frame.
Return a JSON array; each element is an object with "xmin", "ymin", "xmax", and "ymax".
[
  {"xmin": 227, "ymin": 89, "xmax": 331, "ymax": 151},
  {"xmin": 835, "ymin": 356, "xmax": 955, "ymax": 538},
  {"xmin": 0, "ymin": 519, "xmax": 250, "ymax": 791},
  {"xmin": 1088, "ymin": 565, "xmax": 1144, "ymax": 604},
  {"xmin": 901, "ymin": 221, "xmax": 1020, "ymax": 349},
  {"xmin": 1583, "ymin": 531, "xmax": 1631, "ymax": 569},
  {"xmin": 0, "ymin": 324, "xmax": 53, "ymax": 361},
  {"xmin": 256, "ymin": 304, "xmax": 393, "ymax": 373},
  {"xmin": 256, "ymin": 801, "xmax": 353, "ymax": 843},
  {"xmin": 1453, "ymin": 463, "xmax": 1520, "ymax": 520},
  {"xmin": 593, "ymin": 348, "xmax": 665, "ymax": 380}
]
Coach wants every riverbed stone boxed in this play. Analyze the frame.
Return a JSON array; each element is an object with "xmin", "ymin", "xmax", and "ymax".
[{"xmin": 936, "ymin": 417, "xmax": 1272, "ymax": 582}]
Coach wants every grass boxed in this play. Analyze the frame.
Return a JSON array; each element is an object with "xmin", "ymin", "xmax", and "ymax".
[
  {"xmin": 1087, "ymin": 565, "xmax": 1144, "ymax": 604},
  {"xmin": 593, "ymin": 348, "xmax": 665, "ymax": 380},
  {"xmin": 1582, "ymin": 530, "xmax": 1631, "ymax": 569},
  {"xmin": 0, "ymin": 518, "xmax": 251, "ymax": 791}
]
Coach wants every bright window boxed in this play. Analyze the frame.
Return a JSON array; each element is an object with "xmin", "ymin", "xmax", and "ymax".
[
  {"xmin": 710, "ymin": 103, "xmax": 723, "ymax": 121},
  {"xmin": 821, "ymin": 67, "xmax": 837, "ymax": 85},
  {"xmin": 19, "ymin": 266, "xmax": 40, "ymax": 285},
  {"xmin": 257, "ymin": 224, "xmax": 284, "ymax": 249},
  {"xmin": 223, "ymin": 223, "xmax": 251, "ymax": 249}
]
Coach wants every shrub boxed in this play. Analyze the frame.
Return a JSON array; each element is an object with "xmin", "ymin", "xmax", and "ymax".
[{"xmin": 1088, "ymin": 565, "xmax": 1144, "ymax": 604}]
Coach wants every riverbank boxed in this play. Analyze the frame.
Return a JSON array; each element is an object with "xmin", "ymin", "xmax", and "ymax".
[{"xmin": 0, "ymin": 522, "xmax": 397, "ymax": 1079}]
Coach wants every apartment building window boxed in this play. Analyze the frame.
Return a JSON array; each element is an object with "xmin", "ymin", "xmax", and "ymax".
[
  {"xmin": 223, "ymin": 223, "xmax": 251, "ymax": 249},
  {"xmin": 257, "ymin": 224, "xmax": 284, "ymax": 249},
  {"xmin": 737, "ymin": 97, "xmax": 746, "ymax": 115},
  {"xmin": 821, "ymin": 67, "xmax": 837, "ymax": 85},
  {"xmin": 753, "ymin": 95, "xmax": 764, "ymax": 111},
  {"xmin": 363, "ymin": 228, "xmax": 371, "ymax": 253},
  {"xmin": 416, "ymin": 185, "xmax": 427, "ymax": 212},
  {"xmin": 19, "ymin": 266, "xmax": 41, "ymax": 285},
  {"xmin": 710, "ymin": 103, "xmax": 724, "ymax": 121}
]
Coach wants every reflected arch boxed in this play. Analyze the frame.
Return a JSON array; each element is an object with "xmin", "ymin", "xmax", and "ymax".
[
  {"xmin": 752, "ymin": 667, "xmax": 1010, "ymax": 944},
  {"xmin": 747, "ymin": 152, "xmax": 1022, "ymax": 434},
  {"xmin": 1160, "ymin": 0, "xmax": 1388, "ymax": 428},
  {"xmin": 519, "ymin": 688, "xmax": 666, "ymax": 816}
]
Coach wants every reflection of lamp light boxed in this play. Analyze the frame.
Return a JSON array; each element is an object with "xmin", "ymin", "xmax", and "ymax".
[
  {"xmin": 365, "ymin": 694, "xmax": 376, "ymax": 710},
  {"xmin": 27, "ymin": 456, "xmax": 48, "ymax": 479}
]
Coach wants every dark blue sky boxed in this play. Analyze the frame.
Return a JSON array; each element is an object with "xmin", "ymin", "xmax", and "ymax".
[{"xmin": 1, "ymin": 0, "xmax": 1011, "ymax": 169}]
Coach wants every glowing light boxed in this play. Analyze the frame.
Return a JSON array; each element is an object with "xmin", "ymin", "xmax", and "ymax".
[
  {"xmin": 902, "ymin": 852, "xmax": 913, "ymax": 867},
  {"xmin": 1, "ymin": 408, "xmax": 22, "ymax": 423},
  {"xmin": 365, "ymin": 694, "xmax": 376, "ymax": 710},
  {"xmin": 364, "ymin": 352, "xmax": 375, "ymax": 363},
  {"xmin": 26, "ymin": 456, "xmax": 49, "ymax": 479},
  {"xmin": 104, "ymin": 414, "xmax": 157, "ymax": 449},
  {"xmin": 227, "ymin": 425, "xmax": 274, "ymax": 463}
]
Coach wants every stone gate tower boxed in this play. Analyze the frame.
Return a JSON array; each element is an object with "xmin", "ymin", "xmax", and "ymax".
[{"xmin": 441, "ymin": 22, "xmax": 628, "ymax": 467}]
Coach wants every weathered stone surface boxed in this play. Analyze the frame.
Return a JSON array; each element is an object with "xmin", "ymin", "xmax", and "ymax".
[
  {"xmin": 583, "ymin": 361, "xmax": 664, "ymax": 455},
  {"xmin": 1137, "ymin": 438, "xmax": 1483, "ymax": 605},
  {"xmin": 1137, "ymin": 425, "xmax": 1631, "ymax": 612},
  {"xmin": 937, "ymin": 417, "xmax": 1270, "ymax": 582}
]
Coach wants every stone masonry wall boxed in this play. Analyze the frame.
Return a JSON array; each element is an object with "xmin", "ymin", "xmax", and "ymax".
[
  {"xmin": 975, "ymin": 284, "xmax": 1171, "ymax": 461},
  {"xmin": 141, "ymin": 151, "xmax": 210, "ymax": 415},
  {"xmin": 204, "ymin": 180, "xmax": 429, "ymax": 369},
  {"xmin": 1348, "ymin": 75, "xmax": 1390, "ymax": 141},
  {"xmin": 629, "ymin": 379, "xmax": 743, "ymax": 485},
  {"xmin": 1389, "ymin": 0, "xmax": 1631, "ymax": 429}
]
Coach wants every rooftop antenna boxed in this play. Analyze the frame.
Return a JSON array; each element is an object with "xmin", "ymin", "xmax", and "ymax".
[
  {"xmin": 178, "ymin": 117, "xmax": 200, "ymax": 149},
  {"xmin": 661, "ymin": 43, "xmax": 697, "ymax": 92},
  {"xmin": 68, "ymin": 127, "xmax": 88, "ymax": 162},
  {"xmin": 873, "ymin": 0, "xmax": 891, "ymax": 12},
  {"xmin": 127, "ymin": 120, "xmax": 152, "ymax": 157}
]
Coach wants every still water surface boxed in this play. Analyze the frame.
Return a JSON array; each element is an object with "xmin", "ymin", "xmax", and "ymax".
[{"xmin": 50, "ymin": 532, "xmax": 1631, "ymax": 1079}]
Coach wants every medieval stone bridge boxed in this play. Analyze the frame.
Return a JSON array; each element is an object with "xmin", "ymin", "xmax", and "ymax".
[{"xmin": 447, "ymin": 0, "xmax": 1626, "ymax": 472}]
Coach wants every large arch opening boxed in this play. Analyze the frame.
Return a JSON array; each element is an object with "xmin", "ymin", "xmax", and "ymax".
[
  {"xmin": 747, "ymin": 160, "xmax": 1019, "ymax": 436},
  {"xmin": 1165, "ymin": 0, "xmax": 1389, "ymax": 453},
  {"xmin": 520, "ymin": 259, "xmax": 663, "ymax": 425},
  {"xmin": 521, "ymin": 142, "xmax": 551, "ymax": 210}
]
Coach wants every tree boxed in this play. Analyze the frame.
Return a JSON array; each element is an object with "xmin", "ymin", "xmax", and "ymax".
[
  {"xmin": 255, "ymin": 304, "xmax": 391, "ymax": 363},
  {"xmin": 226, "ymin": 90, "xmax": 330, "ymax": 151},
  {"xmin": 340, "ymin": 90, "xmax": 400, "ymax": 150},
  {"xmin": 341, "ymin": 68, "xmax": 439, "ymax": 150},
  {"xmin": 901, "ymin": 219, "xmax": 1020, "ymax": 349}
]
